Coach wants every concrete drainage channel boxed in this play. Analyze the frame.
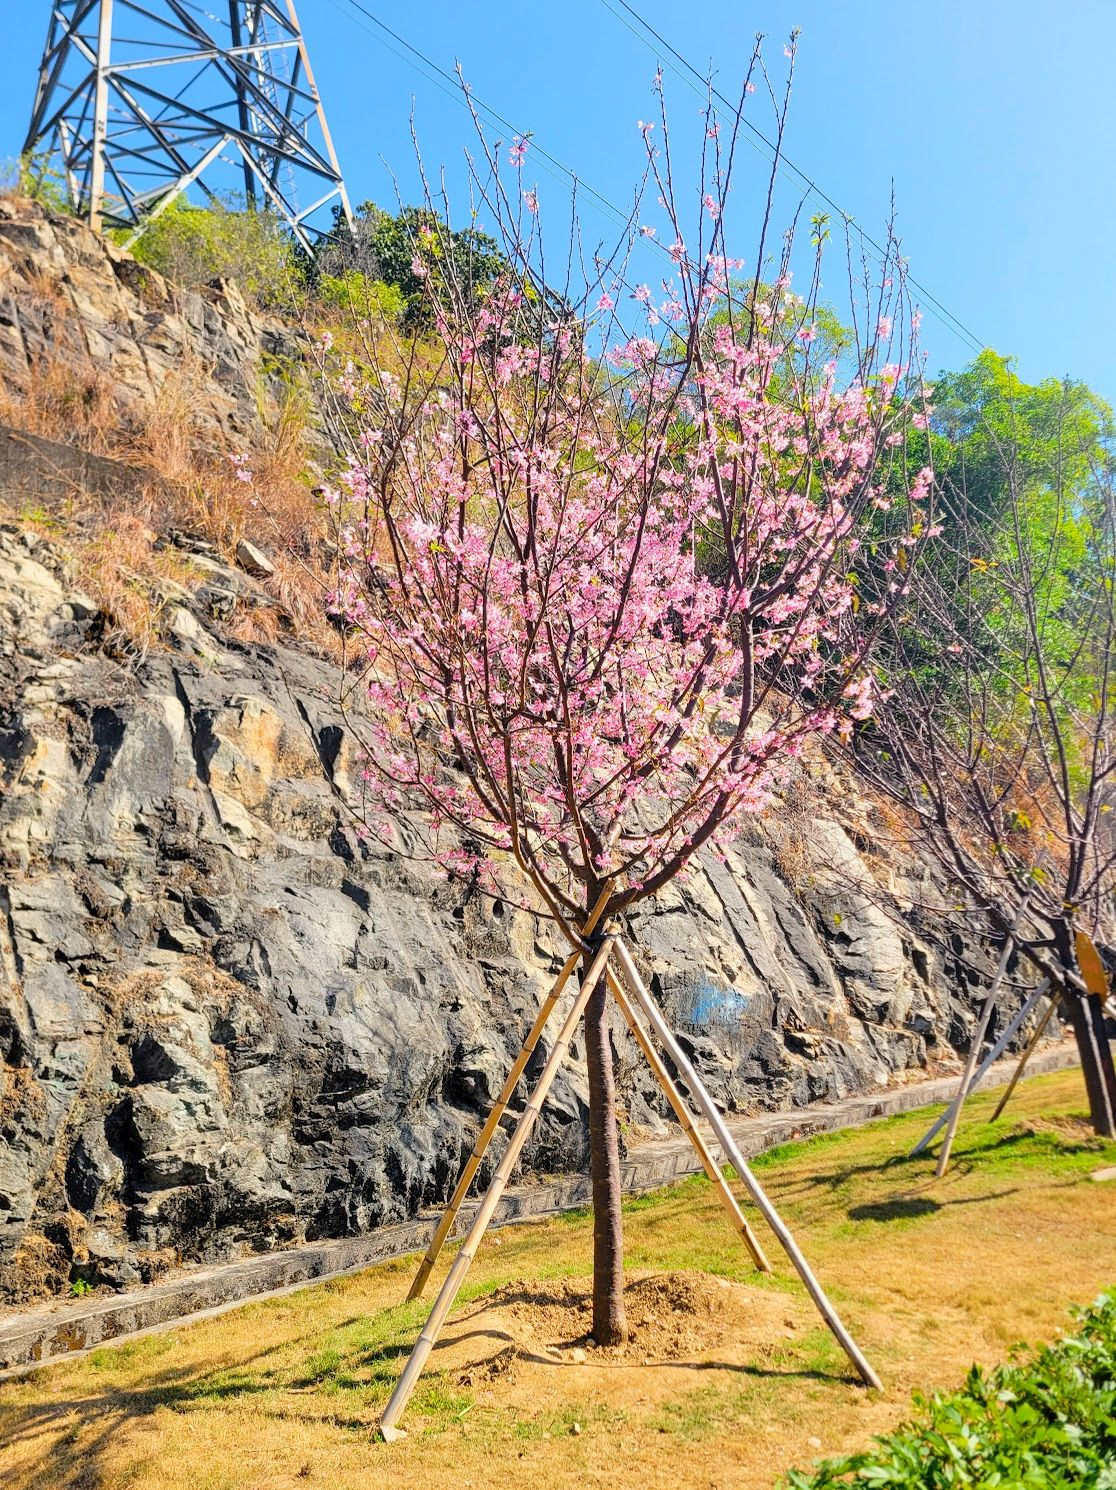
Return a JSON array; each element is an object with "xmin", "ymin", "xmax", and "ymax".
[{"xmin": 0, "ymin": 1043, "xmax": 1080, "ymax": 1379}]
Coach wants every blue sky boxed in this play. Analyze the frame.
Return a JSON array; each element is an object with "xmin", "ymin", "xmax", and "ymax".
[{"xmin": 3, "ymin": 1, "xmax": 1113, "ymax": 403}]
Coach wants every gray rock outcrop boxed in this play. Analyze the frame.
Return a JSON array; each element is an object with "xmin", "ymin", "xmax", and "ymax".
[
  {"xmin": 0, "ymin": 521, "xmax": 1008, "ymax": 1303},
  {"xmin": 0, "ymin": 197, "xmax": 1030, "ymax": 1306},
  {"xmin": 0, "ymin": 195, "xmax": 304, "ymax": 445}
]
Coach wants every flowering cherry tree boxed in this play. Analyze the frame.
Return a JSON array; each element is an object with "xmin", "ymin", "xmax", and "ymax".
[{"xmin": 324, "ymin": 51, "xmax": 933, "ymax": 1343}]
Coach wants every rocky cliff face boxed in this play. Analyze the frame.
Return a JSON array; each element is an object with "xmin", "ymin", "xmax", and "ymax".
[
  {"xmin": 0, "ymin": 521, "xmax": 993, "ymax": 1303},
  {"xmin": 0, "ymin": 195, "xmax": 302, "ymax": 444},
  {"xmin": 0, "ymin": 201, "xmax": 1004, "ymax": 1305}
]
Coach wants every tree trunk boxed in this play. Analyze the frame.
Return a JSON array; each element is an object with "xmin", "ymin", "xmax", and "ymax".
[
  {"xmin": 1055, "ymin": 922, "xmax": 1116, "ymax": 1138},
  {"xmin": 1064, "ymin": 991, "xmax": 1116, "ymax": 1139},
  {"xmin": 582, "ymin": 942, "xmax": 627, "ymax": 1345}
]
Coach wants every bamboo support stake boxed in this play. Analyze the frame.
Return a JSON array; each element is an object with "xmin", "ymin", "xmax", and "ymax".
[
  {"xmin": 379, "ymin": 934, "xmax": 617, "ymax": 1440},
  {"xmin": 406, "ymin": 883, "xmax": 614, "ymax": 1301},
  {"xmin": 991, "ymin": 992, "xmax": 1060, "ymax": 1123},
  {"xmin": 611, "ymin": 937, "xmax": 882, "ymax": 1391},
  {"xmin": 935, "ymin": 928, "xmax": 1019, "ymax": 1179},
  {"xmin": 910, "ymin": 980, "xmax": 1048, "ymax": 1157},
  {"xmin": 606, "ymin": 967, "xmax": 772, "ymax": 1273}
]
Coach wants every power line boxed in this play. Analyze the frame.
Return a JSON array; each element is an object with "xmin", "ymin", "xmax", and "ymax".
[
  {"xmin": 598, "ymin": 0, "xmax": 986, "ymax": 355},
  {"xmin": 329, "ymin": 0, "xmax": 985, "ymax": 358},
  {"xmin": 323, "ymin": 0, "xmax": 646, "ymax": 243}
]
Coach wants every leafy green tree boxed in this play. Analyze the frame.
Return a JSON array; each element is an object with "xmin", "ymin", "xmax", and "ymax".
[
  {"xmin": 927, "ymin": 355, "xmax": 1114, "ymax": 721},
  {"xmin": 930, "ymin": 349, "xmax": 1113, "ymax": 531},
  {"xmin": 317, "ymin": 202, "xmax": 508, "ymax": 329},
  {"xmin": 863, "ymin": 354, "xmax": 1114, "ymax": 705},
  {"xmin": 854, "ymin": 356, "xmax": 1116, "ymax": 1136}
]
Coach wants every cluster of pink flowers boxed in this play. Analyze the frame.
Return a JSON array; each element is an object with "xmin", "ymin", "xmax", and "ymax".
[
  {"xmin": 327, "ymin": 263, "xmax": 930, "ymax": 917},
  {"xmin": 317, "ymin": 71, "xmax": 935, "ymax": 921}
]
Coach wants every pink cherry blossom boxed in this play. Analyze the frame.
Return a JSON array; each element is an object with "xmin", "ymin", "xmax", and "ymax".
[
  {"xmin": 330, "ymin": 287, "xmax": 929, "ymax": 919},
  {"xmin": 326, "ymin": 68, "xmax": 931, "ymax": 925}
]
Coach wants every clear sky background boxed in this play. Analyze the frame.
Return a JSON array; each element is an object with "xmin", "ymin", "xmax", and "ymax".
[{"xmin": 2, "ymin": 1, "xmax": 1112, "ymax": 403}]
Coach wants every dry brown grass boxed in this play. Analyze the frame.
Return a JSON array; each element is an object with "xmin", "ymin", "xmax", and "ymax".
[
  {"xmin": 765, "ymin": 741, "xmax": 920, "ymax": 896},
  {"xmin": 767, "ymin": 784, "xmax": 817, "ymax": 892},
  {"xmin": 0, "ymin": 355, "xmax": 119, "ymax": 452},
  {"xmin": 0, "ymin": 1067, "xmax": 1113, "ymax": 1490},
  {"xmin": 2, "ymin": 496, "xmax": 202, "ymax": 663},
  {"xmin": 861, "ymin": 788, "xmax": 920, "ymax": 859},
  {"xmin": 0, "ymin": 212, "xmax": 348, "ymax": 650},
  {"xmin": 72, "ymin": 518, "xmax": 201, "ymax": 661},
  {"xmin": 0, "ymin": 332, "xmax": 342, "ymax": 655},
  {"xmin": 1003, "ymin": 767, "xmax": 1076, "ymax": 880}
]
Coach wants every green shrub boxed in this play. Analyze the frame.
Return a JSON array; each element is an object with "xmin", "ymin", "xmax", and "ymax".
[
  {"xmin": 316, "ymin": 269, "xmax": 405, "ymax": 323},
  {"xmin": 317, "ymin": 200, "xmax": 510, "ymax": 329},
  {"xmin": 1, "ymin": 153, "xmax": 73, "ymax": 213},
  {"xmin": 129, "ymin": 196, "xmax": 301, "ymax": 307},
  {"xmin": 785, "ymin": 1292, "xmax": 1116, "ymax": 1489}
]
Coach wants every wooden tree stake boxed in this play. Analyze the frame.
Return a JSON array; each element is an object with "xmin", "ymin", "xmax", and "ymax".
[
  {"xmin": 379, "ymin": 934, "xmax": 618, "ymax": 1440},
  {"xmin": 611, "ymin": 937, "xmax": 882, "ymax": 1391},
  {"xmin": 605, "ymin": 967, "xmax": 772, "ymax": 1273},
  {"xmin": 934, "ymin": 927, "xmax": 1019, "ymax": 1179},
  {"xmin": 990, "ymin": 992, "xmax": 1060, "ymax": 1122},
  {"xmin": 406, "ymin": 883, "xmax": 614, "ymax": 1301},
  {"xmin": 910, "ymin": 980, "xmax": 1049, "ymax": 1157}
]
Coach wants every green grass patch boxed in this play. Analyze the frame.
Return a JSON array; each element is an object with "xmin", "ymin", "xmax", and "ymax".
[
  {"xmin": 3, "ymin": 1070, "xmax": 1114, "ymax": 1490},
  {"xmin": 88, "ymin": 1334, "xmax": 178, "ymax": 1372},
  {"xmin": 650, "ymin": 1381, "xmax": 741, "ymax": 1440},
  {"xmin": 512, "ymin": 1398, "xmax": 628, "ymax": 1442}
]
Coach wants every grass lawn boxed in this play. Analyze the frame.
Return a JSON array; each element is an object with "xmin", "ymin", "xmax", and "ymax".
[{"xmin": 1, "ymin": 1067, "xmax": 1114, "ymax": 1490}]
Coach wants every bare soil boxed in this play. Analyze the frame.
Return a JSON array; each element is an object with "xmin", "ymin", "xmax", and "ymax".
[{"xmin": 444, "ymin": 1269, "xmax": 791, "ymax": 1380}]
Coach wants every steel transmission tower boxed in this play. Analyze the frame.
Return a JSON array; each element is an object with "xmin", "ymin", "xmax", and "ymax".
[{"xmin": 24, "ymin": 2, "xmax": 353, "ymax": 252}]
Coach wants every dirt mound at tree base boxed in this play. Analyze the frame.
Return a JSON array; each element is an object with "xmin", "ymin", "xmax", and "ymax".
[
  {"xmin": 1012, "ymin": 1115, "xmax": 1104, "ymax": 1147},
  {"xmin": 440, "ymin": 1269, "xmax": 801, "ymax": 1389}
]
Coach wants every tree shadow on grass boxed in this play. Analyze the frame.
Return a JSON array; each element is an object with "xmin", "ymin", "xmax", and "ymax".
[
  {"xmin": 425, "ymin": 1328, "xmax": 849, "ymax": 1388},
  {"xmin": 0, "ymin": 1359, "xmax": 278, "ymax": 1490},
  {"xmin": 758, "ymin": 1149, "xmax": 933, "ymax": 1205},
  {"xmin": 770, "ymin": 1115, "xmax": 1105, "ymax": 1211},
  {"xmin": 0, "ymin": 1314, "xmax": 432, "ymax": 1490},
  {"xmin": 846, "ymin": 1194, "xmax": 942, "ymax": 1223},
  {"xmin": 845, "ymin": 1181, "xmax": 1037, "ymax": 1222},
  {"xmin": 767, "ymin": 1134, "xmax": 1089, "ymax": 1220},
  {"xmin": 649, "ymin": 1357, "xmax": 850, "ymax": 1384}
]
